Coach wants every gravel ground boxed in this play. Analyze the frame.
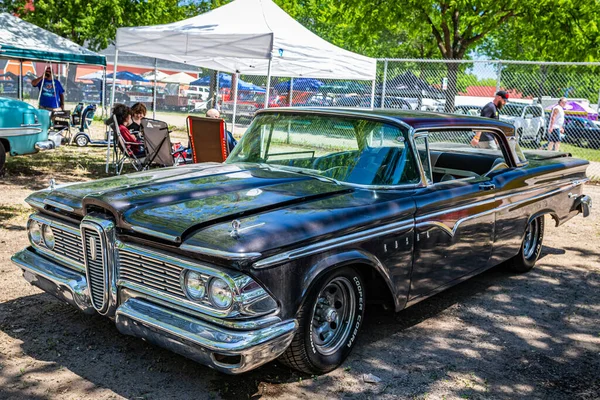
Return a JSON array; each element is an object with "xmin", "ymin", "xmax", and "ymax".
[{"xmin": 0, "ymin": 166, "xmax": 598, "ymax": 400}]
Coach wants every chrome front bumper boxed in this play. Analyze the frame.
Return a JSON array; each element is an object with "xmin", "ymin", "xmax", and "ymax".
[{"xmin": 11, "ymin": 248, "xmax": 297, "ymax": 374}]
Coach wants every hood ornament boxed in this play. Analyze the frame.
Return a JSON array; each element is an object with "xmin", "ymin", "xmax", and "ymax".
[
  {"xmin": 49, "ymin": 178, "xmax": 56, "ymax": 190},
  {"xmin": 230, "ymin": 219, "xmax": 241, "ymax": 238}
]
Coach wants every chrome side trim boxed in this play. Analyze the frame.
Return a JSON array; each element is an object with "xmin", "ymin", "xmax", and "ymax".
[
  {"xmin": 179, "ymin": 244, "xmax": 262, "ymax": 260},
  {"xmin": 42, "ymin": 199, "xmax": 75, "ymax": 212},
  {"xmin": 130, "ymin": 225, "xmax": 181, "ymax": 243},
  {"xmin": 0, "ymin": 127, "xmax": 43, "ymax": 136},
  {"xmin": 253, "ymin": 221, "xmax": 414, "ymax": 269},
  {"xmin": 416, "ymin": 179, "xmax": 585, "ymax": 237}
]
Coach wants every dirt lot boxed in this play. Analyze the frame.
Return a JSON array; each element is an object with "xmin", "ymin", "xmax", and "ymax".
[{"xmin": 0, "ymin": 146, "xmax": 599, "ymax": 400}]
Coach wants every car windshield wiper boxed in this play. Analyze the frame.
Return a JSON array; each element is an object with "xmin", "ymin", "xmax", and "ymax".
[{"xmin": 266, "ymin": 165, "xmax": 343, "ymax": 185}]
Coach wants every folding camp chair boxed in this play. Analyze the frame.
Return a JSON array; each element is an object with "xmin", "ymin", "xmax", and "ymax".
[
  {"xmin": 140, "ymin": 118, "xmax": 176, "ymax": 168},
  {"xmin": 186, "ymin": 115, "xmax": 229, "ymax": 163},
  {"xmin": 108, "ymin": 115, "xmax": 147, "ymax": 175}
]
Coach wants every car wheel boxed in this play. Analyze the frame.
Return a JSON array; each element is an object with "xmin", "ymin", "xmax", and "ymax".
[
  {"xmin": 0, "ymin": 141, "xmax": 6, "ymax": 173},
  {"xmin": 508, "ymin": 216, "xmax": 545, "ymax": 273},
  {"xmin": 74, "ymin": 134, "xmax": 90, "ymax": 147},
  {"xmin": 279, "ymin": 267, "xmax": 365, "ymax": 374}
]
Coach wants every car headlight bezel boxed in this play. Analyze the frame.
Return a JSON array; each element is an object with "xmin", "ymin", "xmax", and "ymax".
[
  {"xmin": 28, "ymin": 220, "xmax": 42, "ymax": 245},
  {"xmin": 183, "ymin": 270, "xmax": 207, "ymax": 301},
  {"xmin": 208, "ymin": 277, "xmax": 234, "ymax": 309}
]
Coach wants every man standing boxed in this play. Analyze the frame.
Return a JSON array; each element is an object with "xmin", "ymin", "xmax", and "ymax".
[
  {"xmin": 471, "ymin": 90, "xmax": 509, "ymax": 150},
  {"xmin": 547, "ymin": 97, "xmax": 566, "ymax": 151},
  {"xmin": 31, "ymin": 67, "xmax": 64, "ymax": 111}
]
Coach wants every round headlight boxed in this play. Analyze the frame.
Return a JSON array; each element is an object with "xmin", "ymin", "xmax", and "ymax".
[
  {"xmin": 208, "ymin": 278, "xmax": 233, "ymax": 309},
  {"xmin": 28, "ymin": 220, "xmax": 42, "ymax": 245},
  {"xmin": 184, "ymin": 271, "xmax": 206, "ymax": 301},
  {"xmin": 42, "ymin": 224, "xmax": 55, "ymax": 250}
]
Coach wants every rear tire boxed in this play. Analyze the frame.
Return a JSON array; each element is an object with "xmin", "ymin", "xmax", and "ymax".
[
  {"xmin": 508, "ymin": 216, "xmax": 545, "ymax": 273},
  {"xmin": 279, "ymin": 267, "xmax": 366, "ymax": 374}
]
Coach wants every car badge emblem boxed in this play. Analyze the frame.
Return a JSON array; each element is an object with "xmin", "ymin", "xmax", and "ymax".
[
  {"xmin": 89, "ymin": 236, "xmax": 97, "ymax": 261},
  {"xmin": 230, "ymin": 219, "xmax": 241, "ymax": 238}
]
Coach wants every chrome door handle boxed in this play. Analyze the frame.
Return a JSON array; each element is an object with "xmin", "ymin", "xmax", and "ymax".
[{"xmin": 479, "ymin": 182, "xmax": 496, "ymax": 191}]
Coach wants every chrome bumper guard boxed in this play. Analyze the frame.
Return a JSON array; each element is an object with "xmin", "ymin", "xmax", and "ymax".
[
  {"xmin": 575, "ymin": 194, "xmax": 592, "ymax": 218},
  {"xmin": 11, "ymin": 248, "xmax": 298, "ymax": 374}
]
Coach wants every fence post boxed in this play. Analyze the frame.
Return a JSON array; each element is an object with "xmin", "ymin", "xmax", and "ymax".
[
  {"xmin": 370, "ymin": 79, "xmax": 376, "ymax": 108},
  {"xmin": 18, "ymin": 60, "xmax": 23, "ymax": 101},
  {"xmin": 597, "ymin": 85, "xmax": 600, "ymax": 116},
  {"xmin": 152, "ymin": 58, "xmax": 157, "ymax": 119},
  {"xmin": 289, "ymin": 77, "xmax": 294, "ymax": 106},
  {"xmin": 232, "ymin": 72, "xmax": 239, "ymax": 134},
  {"xmin": 495, "ymin": 61, "xmax": 502, "ymax": 92},
  {"xmin": 381, "ymin": 59, "xmax": 388, "ymax": 109}
]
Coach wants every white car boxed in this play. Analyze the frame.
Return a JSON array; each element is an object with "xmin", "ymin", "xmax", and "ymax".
[
  {"xmin": 181, "ymin": 85, "xmax": 210, "ymax": 99},
  {"xmin": 499, "ymin": 103, "xmax": 546, "ymax": 143}
]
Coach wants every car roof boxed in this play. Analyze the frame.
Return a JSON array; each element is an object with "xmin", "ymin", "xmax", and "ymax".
[{"xmin": 258, "ymin": 107, "xmax": 516, "ymax": 136}]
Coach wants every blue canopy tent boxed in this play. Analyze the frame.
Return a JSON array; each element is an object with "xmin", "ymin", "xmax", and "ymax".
[
  {"xmin": 106, "ymin": 71, "xmax": 148, "ymax": 82},
  {"xmin": 273, "ymin": 78, "xmax": 323, "ymax": 92},
  {"xmin": 191, "ymin": 73, "xmax": 265, "ymax": 92}
]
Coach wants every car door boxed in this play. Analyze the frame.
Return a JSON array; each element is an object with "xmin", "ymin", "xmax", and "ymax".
[{"xmin": 408, "ymin": 129, "xmax": 505, "ymax": 300}]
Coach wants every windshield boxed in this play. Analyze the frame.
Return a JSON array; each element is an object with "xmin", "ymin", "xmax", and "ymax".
[{"xmin": 226, "ymin": 113, "xmax": 420, "ymax": 186}]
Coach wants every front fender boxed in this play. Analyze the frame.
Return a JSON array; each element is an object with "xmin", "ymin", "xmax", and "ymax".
[{"xmin": 298, "ymin": 249, "xmax": 400, "ymax": 312}]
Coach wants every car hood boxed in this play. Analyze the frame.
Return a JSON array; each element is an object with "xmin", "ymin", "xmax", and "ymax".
[{"xmin": 27, "ymin": 163, "xmax": 351, "ymax": 243}]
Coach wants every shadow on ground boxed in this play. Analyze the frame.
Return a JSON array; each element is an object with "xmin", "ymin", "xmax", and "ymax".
[{"xmin": 1, "ymin": 241, "xmax": 598, "ymax": 399}]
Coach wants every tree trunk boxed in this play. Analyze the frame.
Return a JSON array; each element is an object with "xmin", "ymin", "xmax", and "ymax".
[{"xmin": 444, "ymin": 62, "xmax": 458, "ymax": 113}]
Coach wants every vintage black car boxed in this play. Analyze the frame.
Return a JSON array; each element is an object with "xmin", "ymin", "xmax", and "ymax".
[
  {"xmin": 562, "ymin": 116, "xmax": 600, "ymax": 149},
  {"xmin": 13, "ymin": 109, "xmax": 591, "ymax": 375}
]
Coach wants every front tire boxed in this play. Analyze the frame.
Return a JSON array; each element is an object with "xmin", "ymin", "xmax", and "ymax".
[
  {"xmin": 279, "ymin": 267, "xmax": 365, "ymax": 374},
  {"xmin": 508, "ymin": 216, "xmax": 545, "ymax": 273},
  {"xmin": 74, "ymin": 133, "xmax": 90, "ymax": 147}
]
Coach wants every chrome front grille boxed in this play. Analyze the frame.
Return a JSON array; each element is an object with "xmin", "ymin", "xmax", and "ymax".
[
  {"xmin": 82, "ymin": 228, "xmax": 106, "ymax": 311},
  {"xmin": 52, "ymin": 227, "xmax": 85, "ymax": 265},
  {"xmin": 118, "ymin": 248, "xmax": 186, "ymax": 299}
]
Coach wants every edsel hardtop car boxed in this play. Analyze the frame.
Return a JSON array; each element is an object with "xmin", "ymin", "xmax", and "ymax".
[{"xmin": 12, "ymin": 108, "xmax": 591, "ymax": 375}]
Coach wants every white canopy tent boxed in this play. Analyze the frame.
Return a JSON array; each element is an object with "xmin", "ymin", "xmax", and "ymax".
[
  {"xmin": 161, "ymin": 71, "xmax": 196, "ymax": 84},
  {"xmin": 113, "ymin": 0, "xmax": 377, "ymax": 108}
]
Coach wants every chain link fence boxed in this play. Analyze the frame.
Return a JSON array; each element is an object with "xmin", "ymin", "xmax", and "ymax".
[{"xmin": 2, "ymin": 56, "xmax": 599, "ymax": 177}]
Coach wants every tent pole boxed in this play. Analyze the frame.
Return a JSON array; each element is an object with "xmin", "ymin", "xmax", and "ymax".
[
  {"xmin": 215, "ymin": 70, "xmax": 220, "ymax": 110},
  {"xmin": 153, "ymin": 58, "xmax": 157, "ymax": 119},
  {"xmin": 381, "ymin": 59, "xmax": 388, "ymax": 109},
  {"xmin": 370, "ymin": 79, "xmax": 376, "ymax": 108},
  {"xmin": 18, "ymin": 60, "xmax": 23, "ymax": 101},
  {"xmin": 289, "ymin": 77, "xmax": 294, "ymax": 106},
  {"xmin": 101, "ymin": 67, "xmax": 106, "ymax": 117},
  {"xmin": 232, "ymin": 72, "xmax": 239, "ymax": 136},
  {"xmin": 110, "ymin": 49, "xmax": 119, "ymax": 110},
  {"xmin": 264, "ymin": 58, "xmax": 272, "ymax": 109}
]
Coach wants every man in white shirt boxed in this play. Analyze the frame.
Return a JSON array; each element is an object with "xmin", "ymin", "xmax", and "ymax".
[{"xmin": 548, "ymin": 97, "xmax": 567, "ymax": 151}]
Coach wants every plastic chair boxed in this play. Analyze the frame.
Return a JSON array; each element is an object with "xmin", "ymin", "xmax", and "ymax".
[{"xmin": 186, "ymin": 115, "xmax": 229, "ymax": 163}]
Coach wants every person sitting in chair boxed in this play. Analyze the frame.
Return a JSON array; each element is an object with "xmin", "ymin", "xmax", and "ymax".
[
  {"xmin": 206, "ymin": 108, "xmax": 237, "ymax": 152},
  {"xmin": 128, "ymin": 102, "xmax": 147, "ymax": 139},
  {"xmin": 113, "ymin": 103, "xmax": 144, "ymax": 157}
]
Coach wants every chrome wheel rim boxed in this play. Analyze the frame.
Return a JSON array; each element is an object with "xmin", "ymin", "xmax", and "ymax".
[
  {"xmin": 76, "ymin": 136, "xmax": 87, "ymax": 146},
  {"xmin": 523, "ymin": 219, "xmax": 539, "ymax": 259},
  {"xmin": 311, "ymin": 276, "xmax": 356, "ymax": 356}
]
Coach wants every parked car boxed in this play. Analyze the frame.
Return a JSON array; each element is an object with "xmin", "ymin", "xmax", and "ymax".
[
  {"xmin": 562, "ymin": 116, "xmax": 600, "ymax": 148},
  {"xmin": 453, "ymin": 105, "xmax": 483, "ymax": 116},
  {"xmin": 13, "ymin": 108, "xmax": 591, "ymax": 375},
  {"xmin": 499, "ymin": 103, "xmax": 545, "ymax": 143},
  {"xmin": 0, "ymin": 97, "xmax": 53, "ymax": 171},
  {"xmin": 334, "ymin": 95, "xmax": 413, "ymax": 109},
  {"xmin": 181, "ymin": 85, "xmax": 210, "ymax": 99}
]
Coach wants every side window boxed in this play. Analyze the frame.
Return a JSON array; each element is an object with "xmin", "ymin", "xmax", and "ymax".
[{"xmin": 422, "ymin": 129, "xmax": 510, "ymax": 183}]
